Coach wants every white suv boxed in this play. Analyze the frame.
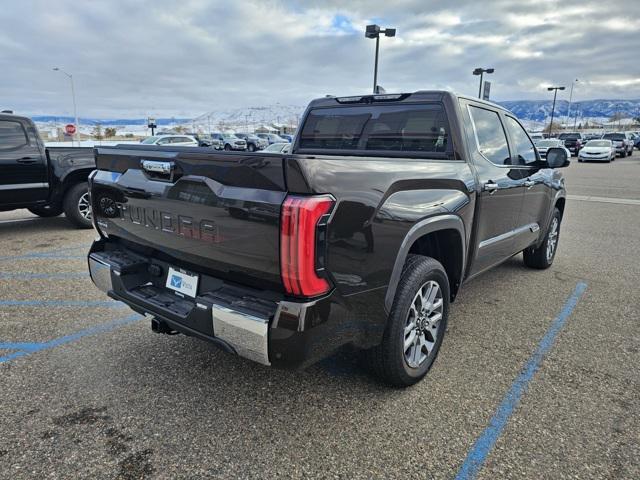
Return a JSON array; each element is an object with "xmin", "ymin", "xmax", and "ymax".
[{"xmin": 141, "ymin": 135, "xmax": 199, "ymax": 147}]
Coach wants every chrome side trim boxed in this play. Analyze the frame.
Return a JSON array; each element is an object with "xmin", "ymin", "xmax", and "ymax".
[
  {"xmin": 88, "ymin": 256, "xmax": 114, "ymax": 292},
  {"xmin": 478, "ymin": 223, "xmax": 540, "ymax": 250},
  {"xmin": 0, "ymin": 182, "xmax": 49, "ymax": 190},
  {"xmin": 212, "ymin": 305, "xmax": 270, "ymax": 366}
]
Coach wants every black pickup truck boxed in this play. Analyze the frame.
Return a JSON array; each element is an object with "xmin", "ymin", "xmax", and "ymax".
[
  {"xmin": 87, "ymin": 91, "xmax": 569, "ymax": 386},
  {"xmin": 0, "ymin": 112, "xmax": 95, "ymax": 227}
]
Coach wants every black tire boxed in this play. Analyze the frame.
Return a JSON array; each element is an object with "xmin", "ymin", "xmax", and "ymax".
[
  {"xmin": 523, "ymin": 207, "xmax": 561, "ymax": 269},
  {"xmin": 224, "ymin": 144, "xmax": 231, "ymax": 151},
  {"xmin": 247, "ymin": 143, "xmax": 256, "ymax": 152},
  {"xmin": 62, "ymin": 182, "xmax": 93, "ymax": 229},
  {"xmin": 578, "ymin": 158, "xmax": 583, "ymax": 162},
  {"xmin": 628, "ymin": 147, "xmax": 633, "ymax": 157},
  {"xmin": 365, "ymin": 255, "xmax": 450, "ymax": 387},
  {"xmin": 28, "ymin": 205, "xmax": 63, "ymax": 217},
  {"xmin": 621, "ymin": 149, "xmax": 627, "ymax": 158}
]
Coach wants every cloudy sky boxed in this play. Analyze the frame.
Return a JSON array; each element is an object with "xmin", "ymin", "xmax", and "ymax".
[{"xmin": 1, "ymin": 0, "xmax": 639, "ymax": 118}]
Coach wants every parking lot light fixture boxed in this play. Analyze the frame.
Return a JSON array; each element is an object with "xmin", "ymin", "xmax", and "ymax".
[
  {"xmin": 53, "ymin": 67, "xmax": 80, "ymax": 146},
  {"xmin": 473, "ymin": 68, "xmax": 494, "ymax": 99},
  {"xmin": 365, "ymin": 24, "xmax": 396, "ymax": 94},
  {"xmin": 547, "ymin": 86, "xmax": 566, "ymax": 137}
]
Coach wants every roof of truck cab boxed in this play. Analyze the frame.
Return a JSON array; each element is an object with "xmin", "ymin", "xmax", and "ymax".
[
  {"xmin": 308, "ymin": 91, "xmax": 509, "ymax": 113},
  {"xmin": 0, "ymin": 112, "xmax": 32, "ymax": 123}
]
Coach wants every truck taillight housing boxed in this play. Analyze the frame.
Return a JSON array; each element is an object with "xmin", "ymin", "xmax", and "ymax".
[{"xmin": 280, "ymin": 195, "xmax": 334, "ymax": 297}]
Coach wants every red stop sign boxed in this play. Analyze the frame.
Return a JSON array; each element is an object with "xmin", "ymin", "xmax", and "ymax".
[{"xmin": 65, "ymin": 124, "xmax": 76, "ymax": 135}]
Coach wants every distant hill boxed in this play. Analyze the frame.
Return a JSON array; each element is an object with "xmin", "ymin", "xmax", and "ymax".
[
  {"xmin": 497, "ymin": 99, "xmax": 640, "ymax": 122},
  {"xmin": 31, "ymin": 116, "xmax": 191, "ymax": 126},
  {"xmin": 30, "ymin": 99, "xmax": 640, "ymax": 128}
]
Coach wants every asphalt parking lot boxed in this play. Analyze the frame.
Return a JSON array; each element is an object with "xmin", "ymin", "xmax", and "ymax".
[{"xmin": 1, "ymin": 156, "xmax": 639, "ymax": 479}]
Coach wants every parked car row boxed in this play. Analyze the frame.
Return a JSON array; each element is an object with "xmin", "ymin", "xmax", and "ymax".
[
  {"xmin": 531, "ymin": 131, "xmax": 638, "ymax": 159},
  {"xmin": 140, "ymin": 132, "xmax": 293, "ymax": 151}
]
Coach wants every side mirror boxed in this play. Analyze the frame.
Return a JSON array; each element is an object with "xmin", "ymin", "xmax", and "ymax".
[{"xmin": 546, "ymin": 147, "xmax": 569, "ymax": 168}]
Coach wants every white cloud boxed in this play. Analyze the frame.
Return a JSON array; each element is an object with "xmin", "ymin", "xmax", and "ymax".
[{"xmin": 0, "ymin": 0, "xmax": 638, "ymax": 117}]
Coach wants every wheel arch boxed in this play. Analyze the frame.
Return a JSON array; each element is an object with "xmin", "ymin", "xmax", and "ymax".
[
  {"xmin": 61, "ymin": 168, "xmax": 92, "ymax": 192},
  {"xmin": 384, "ymin": 215, "xmax": 466, "ymax": 313}
]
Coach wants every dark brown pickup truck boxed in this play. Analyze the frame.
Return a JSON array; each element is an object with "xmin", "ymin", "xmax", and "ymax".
[{"xmin": 88, "ymin": 91, "xmax": 569, "ymax": 386}]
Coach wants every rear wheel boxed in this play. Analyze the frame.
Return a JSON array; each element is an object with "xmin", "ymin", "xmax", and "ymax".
[
  {"xmin": 523, "ymin": 208, "xmax": 561, "ymax": 269},
  {"xmin": 365, "ymin": 255, "xmax": 449, "ymax": 387},
  {"xmin": 224, "ymin": 144, "xmax": 231, "ymax": 151},
  {"xmin": 28, "ymin": 205, "xmax": 63, "ymax": 218},
  {"xmin": 63, "ymin": 182, "xmax": 93, "ymax": 229}
]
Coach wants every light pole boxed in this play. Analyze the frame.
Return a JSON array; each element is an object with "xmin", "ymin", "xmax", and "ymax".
[
  {"xmin": 365, "ymin": 24, "xmax": 396, "ymax": 94},
  {"xmin": 566, "ymin": 78, "xmax": 578, "ymax": 128},
  {"xmin": 547, "ymin": 86, "xmax": 565, "ymax": 137},
  {"xmin": 473, "ymin": 67, "xmax": 494, "ymax": 99},
  {"xmin": 53, "ymin": 67, "xmax": 79, "ymax": 146}
]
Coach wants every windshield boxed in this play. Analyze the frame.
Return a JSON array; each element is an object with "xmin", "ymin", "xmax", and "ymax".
[
  {"xmin": 559, "ymin": 133, "xmax": 579, "ymax": 140},
  {"xmin": 141, "ymin": 136, "xmax": 158, "ymax": 144},
  {"xmin": 536, "ymin": 140, "xmax": 560, "ymax": 147},
  {"xmin": 586, "ymin": 140, "xmax": 611, "ymax": 147}
]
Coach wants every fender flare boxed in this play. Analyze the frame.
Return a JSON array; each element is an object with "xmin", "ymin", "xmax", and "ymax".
[{"xmin": 384, "ymin": 214, "xmax": 466, "ymax": 313}]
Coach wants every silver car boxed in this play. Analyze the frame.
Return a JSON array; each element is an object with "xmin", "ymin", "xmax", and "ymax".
[
  {"xmin": 535, "ymin": 139, "xmax": 571, "ymax": 159},
  {"xmin": 578, "ymin": 139, "xmax": 616, "ymax": 163}
]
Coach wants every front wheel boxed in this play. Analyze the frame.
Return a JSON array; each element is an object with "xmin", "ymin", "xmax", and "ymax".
[
  {"xmin": 365, "ymin": 255, "xmax": 449, "ymax": 387},
  {"xmin": 523, "ymin": 208, "xmax": 561, "ymax": 269},
  {"xmin": 63, "ymin": 182, "xmax": 93, "ymax": 229},
  {"xmin": 28, "ymin": 205, "xmax": 63, "ymax": 218},
  {"xmin": 247, "ymin": 143, "xmax": 256, "ymax": 152}
]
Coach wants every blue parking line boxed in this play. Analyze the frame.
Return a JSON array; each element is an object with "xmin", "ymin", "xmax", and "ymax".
[
  {"xmin": 0, "ymin": 271, "xmax": 87, "ymax": 279},
  {"xmin": 0, "ymin": 300, "xmax": 126, "ymax": 308},
  {"xmin": 455, "ymin": 281, "xmax": 588, "ymax": 480},
  {"xmin": 0, "ymin": 243, "xmax": 90, "ymax": 262},
  {"xmin": 0, "ymin": 314, "xmax": 143, "ymax": 364}
]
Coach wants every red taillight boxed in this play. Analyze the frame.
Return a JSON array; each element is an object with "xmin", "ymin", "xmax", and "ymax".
[{"xmin": 280, "ymin": 195, "xmax": 334, "ymax": 297}]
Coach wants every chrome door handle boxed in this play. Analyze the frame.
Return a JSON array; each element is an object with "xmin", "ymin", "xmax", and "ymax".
[
  {"xmin": 524, "ymin": 180, "xmax": 535, "ymax": 189},
  {"xmin": 17, "ymin": 157, "xmax": 38, "ymax": 164},
  {"xmin": 484, "ymin": 182, "xmax": 499, "ymax": 194}
]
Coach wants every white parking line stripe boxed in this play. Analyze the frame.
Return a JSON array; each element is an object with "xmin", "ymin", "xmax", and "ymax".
[{"xmin": 567, "ymin": 195, "xmax": 640, "ymax": 206}]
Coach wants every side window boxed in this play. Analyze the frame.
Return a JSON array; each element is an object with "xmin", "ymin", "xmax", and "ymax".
[
  {"xmin": 468, "ymin": 106, "xmax": 510, "ymax": 165},
  {"xmin": 0, "ymin": 120, "xmax": 28, "ymax": 150},
  {"xmin": 157, "ymin": 137, "xmax": 170, "ymax": 145},
  {"xmin": 504, "ymin": 116, "xmax": 537, "ymax": 165}
]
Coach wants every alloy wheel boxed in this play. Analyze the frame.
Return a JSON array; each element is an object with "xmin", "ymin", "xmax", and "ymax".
[
  {"xmin": 78, "ymin": 192, "xmax": 92, "ymax": 221},
  {"xmin": 546, "ymin": 217, "xmax": 559, "ymax": 261},
  {"xmin": 404, "ymin": 280, "xmax": 443, "ymax": 368}
]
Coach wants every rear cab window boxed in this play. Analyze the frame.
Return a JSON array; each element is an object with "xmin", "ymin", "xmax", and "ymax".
[
  {"xmin": 298, "ymin": 103, "xmax": 452, "ymax": 158},
  {"xmin": 0, "ymin": 120, "xmax": 29, "ymax": 150}
]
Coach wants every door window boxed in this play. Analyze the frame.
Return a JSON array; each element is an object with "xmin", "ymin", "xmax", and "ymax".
[
  {"xmin": 504, "ymin": 116, "xmax": 537, "ymax": 165},
  {"xmin": 468, "ymin": 106, "xmax": 510, "ymax": 165},
  {"xmin": 0, "ymin": 121, "xmax": 28, "ymax": 150}
]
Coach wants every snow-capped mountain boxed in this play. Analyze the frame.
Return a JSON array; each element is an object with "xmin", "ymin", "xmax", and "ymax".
[
  {"xmin": 497, "ymin": 99, "xmax": 640, "ymax": 122},
  {"xmin": 29, "ymin": 99, "xmax": 640, "ymax": 135}
]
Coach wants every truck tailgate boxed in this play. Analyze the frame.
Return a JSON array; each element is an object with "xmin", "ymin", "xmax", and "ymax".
[{"xmin": 91, "ymin": 146, "xmax": 287, "ymax": 290}]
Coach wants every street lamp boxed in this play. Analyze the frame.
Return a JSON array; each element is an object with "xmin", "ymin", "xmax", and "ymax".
[
  {"xmin": 547, "ymin": 86, "xmax": 565, "ymax": 137},
  {"xmin": 566, "ymin": 78, "xmax": 579, "ymax": 129},
  {"xmin": 53, "ymin": 67, "xmax": 80, "ymax": 146},
  {"xmin": 472, "ymin": 67, "xmax": 494, "ymax": 99},
  {"xmin": 365, "ymin": 24, "xmax": 396, "ymax": 94}
]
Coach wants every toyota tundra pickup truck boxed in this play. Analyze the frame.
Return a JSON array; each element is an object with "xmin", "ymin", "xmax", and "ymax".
[
  {"xmin": 0, "ymin": 112, "xmax": 95, "ymax": 227},
  {"xmin": 87, "ymin": 91, "xmax": 569, "ymax": 386}
]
